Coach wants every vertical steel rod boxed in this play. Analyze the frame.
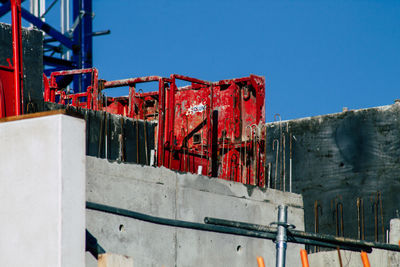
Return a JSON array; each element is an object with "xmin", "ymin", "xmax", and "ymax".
[
  {"xmin": 276, "ymin": 204, "xmax": 288, "ymax": 267},
  {"xmin": 289, "ymin": 133, "xmax": 293, "ymax": 192}
]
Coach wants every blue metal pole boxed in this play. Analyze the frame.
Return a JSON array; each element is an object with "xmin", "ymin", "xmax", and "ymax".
[
  {"xmin": 72, "ymin": 0, "xmax": 82, "ymax": 92},
  {"xmin": 82, "ymin": 0, "xmax": 92, "ymax": 91}
]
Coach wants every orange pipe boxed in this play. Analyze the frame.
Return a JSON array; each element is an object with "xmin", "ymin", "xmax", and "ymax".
[
  {"xmin": 360, "ymin": 251, "xmax": 371, "ymax": 267},
  {"xmin": 257, "ymin": 256, "xmax": 265, "ymax": 267},
  {"xmin": 300, "ymin": 249, "xmax": 310, "ymax": 267}
]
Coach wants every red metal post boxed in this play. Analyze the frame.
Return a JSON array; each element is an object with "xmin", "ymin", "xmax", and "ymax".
[
  {"xmin": 157, "ymin": 78, "xmax": 166, "ymax": 166},
  {"xmin": 11, "ymin": 0, "xmax": 23, "ymax": 115}
]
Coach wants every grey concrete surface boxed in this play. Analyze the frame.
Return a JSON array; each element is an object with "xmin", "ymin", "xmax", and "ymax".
[
  {"xmin": 309, "ymin": 218, "xmax": 400, "ymax": 267},
  {"xmin": 390, "ymin": 219, "xmax": 400, "ymax": 245},
  {"xmin": 309, "ymin": 249, "xmax": 400, "ymax": 267},
  {"xmin": 0, "ymin": 114, "xmax": 85, "ymax": 267},
  {"xmin": 266, "ymin": 103, "xmax": 400, "ymax": 242},
  {"xmin": 86, "ymin": 157, "xmax": 305, "ymax": 267}
]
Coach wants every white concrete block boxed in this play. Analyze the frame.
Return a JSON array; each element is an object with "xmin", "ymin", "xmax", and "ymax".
[
  {"xmin": 390, "ymin": 219, "xmax": 400, "ymax": 245},
  {"xmin": 0, "ymin": 114, "xmax": 85, "ymax": 267}
]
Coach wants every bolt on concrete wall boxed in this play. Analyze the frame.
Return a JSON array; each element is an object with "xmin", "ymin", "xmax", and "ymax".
[{"xmin": 85, "ymin": 157, "xmax": 305, "ymax": 267}]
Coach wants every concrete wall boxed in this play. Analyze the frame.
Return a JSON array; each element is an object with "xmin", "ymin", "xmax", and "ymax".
[
  {"xmin": 86, "ymin": 157, "xmax": 305, "ymax": 267},
  {"xmin": 0, "ymin": 114, "xmax": 85, "ymax": 267},
  {"xmin": 309, "ymin": 219, "xmax": 400, "ymax": 267},
  {"xmin": 266, "ymin": 103, "xmax": 400, "ymax": 242}
]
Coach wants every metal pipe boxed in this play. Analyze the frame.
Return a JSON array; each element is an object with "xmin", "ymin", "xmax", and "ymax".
[
  {"xmin": 262, "ymin": 124, "xmax": 268, "ymax": 187},
  {"xmin": 104, "ymin": 112, "xmax": 108, "ymax": 159},
  {"xmin": 136, "ymin": 119, "xmax": 139, "ymax": 163},
  {"xmin": 86, "ymin": 201, "xmax": 399, "ymax": 253},
  {"xmin": 267, "ymin": 162, "xmax": 271, "ymax": 188},
  {"xmin": 97, "ymin": 111, "xmax": 103, "ymax": 158},
  {"xmin": 221, "ymin": 129, "xmax": 226, "ymax": 178},
  {"xmin": 314, "ymin": 200, "xmax": 322, "ymax": 252},
  {"xmin": 144, "ymin": 120, "xmax": 148, "ymax": 165},
  {"xmin": 357, "ymin": 197, "xmax": 361, "ymax": 240},
  {"xmin": 274, "ymin": 114, "xmax": 282, "ymax": 190},
  {"xmin": 185, "ymin": 115, "xmax": 190, "ymax": 173},
  {"xmin": 275, "ymin": 205, "xmax": 288, "ymax": 267},
  {"xmin": 60, "ymin": 0, "xmax": 70, "ymax": 60},
  {"xmin": 181, "ymin": 128, "xmax": 186, "ymax": 172},
  {"xmin": 282, "ymin": 133, "xmax": 286, "ymax": 191},
  {"xmin": 119, "ymin": 117, "xmax": 125, "ymax": 162},
  {"xmin": 226, "ymin": 121, "xmax": 236, "ymax": 179},
  {"xmin": 337, "ymin": 247, "xmax": 343, "ymax": 267},
  {"xmin": 361, "ymin": 198, "xmax": 365, "ymax": 240},
  {"xmin": 198, "ymin": 108, "xmax": 205, "ymax": 175},
  {"xmin": 251, "ymin": 124, "xmax": 259, "ymax": 185},
  {"xmin": 378, "ymin": 192, "xmax": 384, "ymax": 243},
  {"xmin": 336, "ymin": 201, "xmax": 344, "ymax": 237},
  {"xmin": 373, "ymin": 198, "xmax": 378, "ymax": 242},
  {"xmin": 86, "ymin": 201, "xmax": 276, "ymax": 242},
  {"xmin": 204, "ymin": 217, "xmax": 400, "ymax": 252},
  {"xmin": 272, "ymin": 139, "xmax": 279, "ymax": 189},
  {"xmin": 289, "ymin": 133, "xmax": 293, "ymax": 192},
  {"xmin": 11, "ymin": 0, "xmax": 23, "ymax": 116}
]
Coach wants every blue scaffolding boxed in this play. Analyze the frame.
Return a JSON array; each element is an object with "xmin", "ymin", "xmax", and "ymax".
[{"xmin": 0, "ymin": 0, "xmax": 108, "ymax": 92}]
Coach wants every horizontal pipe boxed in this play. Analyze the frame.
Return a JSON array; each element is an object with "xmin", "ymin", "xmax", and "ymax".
[
  {"xmin": 51, "ymin": 68, "xmax": 95, "ymax": 77},
  {"xmin": 89, "ymin": 30, "xmax": 111, "ymax": 37},
  {"xmin": 86, "ymin": 201, "xmax": 277, "ymax": 240},
  {"xmin": 103, "ymin": 76, "xmax": 164, "ymax": 88},
  {"xmin": 171, "ymin": 74, "xmax": 210, "ymax": 85},
  {"xmin": 205, "ymin": 217, "xmax": 400, "ymax": 253},
  {"xmin": 87, "ymin": 201, "xmax": 367, "ymax": 252}
]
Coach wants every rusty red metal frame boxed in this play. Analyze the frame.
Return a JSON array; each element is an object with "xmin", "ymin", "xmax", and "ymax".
[
  {"xmin": 44, "ymin": 68, "xmax": 266, "ymax": 187},
  {"xmin": 0, "ymin": 0, "xmax": 23, "ymax": 118}
]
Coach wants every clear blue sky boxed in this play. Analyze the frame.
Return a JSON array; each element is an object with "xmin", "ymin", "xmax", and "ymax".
[{"xmin": 6, "ymin": 0, "xmax": 400, "ymax": 122}]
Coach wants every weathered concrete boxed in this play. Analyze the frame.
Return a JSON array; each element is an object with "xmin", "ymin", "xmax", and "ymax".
[
  {"xmin": 308, "ymin": 248, "xmax": 400, "ymax": 267},
  {"xmin": 86, "ymin": 157, "xmax": 305, "ymax": 267},
  {"xmin": 266, "ymin": 103, "xmax": 400, "ymax": 242},
  {"xmin": 390, "ymin": 219, "xmax": 400, "ymax": 245},
  {"xmin": 308, "ymin": 218, "xmax": 400, "ymax": 267},
  {"xmin": 98, "ymin": 253, "xmax": 134, "ymax": 267},
  {"xmin": 0, "ymin": 114, "xmax": 85, "ymax": 267},
  {"xmin": 0, "ymin": 23, "xmax": 43, "ymax": 112}
]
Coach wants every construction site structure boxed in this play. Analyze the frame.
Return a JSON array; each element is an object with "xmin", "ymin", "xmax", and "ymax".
[{"xmin": 43, "ymin": 68, "xmax": 267, "ymax": 185}]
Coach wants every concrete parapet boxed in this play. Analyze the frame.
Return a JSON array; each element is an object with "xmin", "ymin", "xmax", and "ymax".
[
  {"xmin": 0, "ymin": 114, "xmax": 86, "ymax": 267},
  {"xmin": 86, "ymin": 157, "xmax": 305, "ymax": 266}
]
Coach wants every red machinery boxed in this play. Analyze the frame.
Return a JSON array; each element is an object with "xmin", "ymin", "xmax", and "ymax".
[
  {"xmin": 44, "ymin": 69, "xmax": 266, "ymax": 186},
  {"xmin": 0, "ymin": 0, "xmax": 23, "ymax": 118}
]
